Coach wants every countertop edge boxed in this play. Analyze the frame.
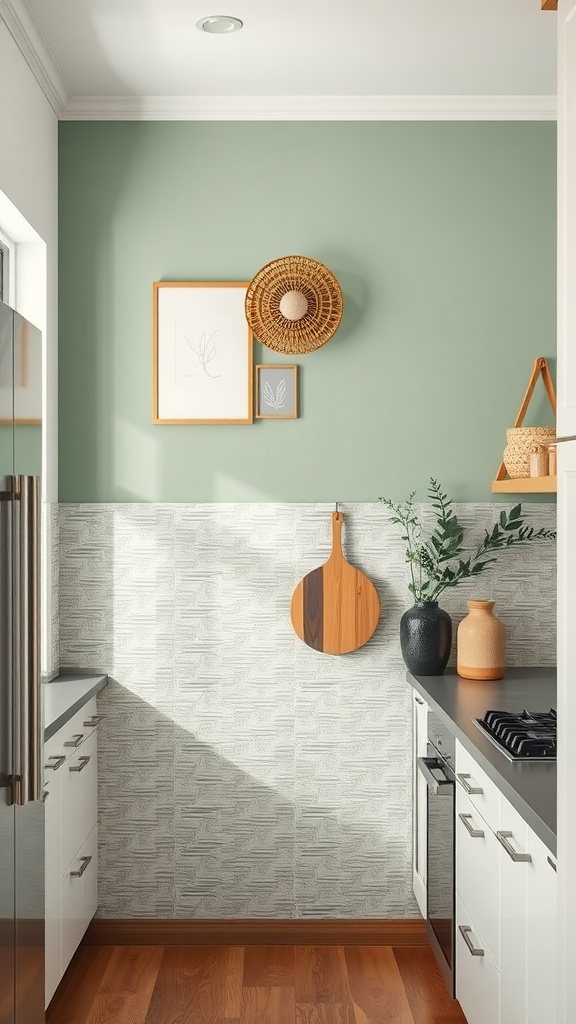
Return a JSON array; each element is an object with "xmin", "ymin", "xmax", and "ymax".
[
  {"xmin": 44, "ymin": 674, "xmax": 108, "ymax": 741},
  {"xmin": 407, "ymin": 671, "xmax": 556, "ymax": 856}
]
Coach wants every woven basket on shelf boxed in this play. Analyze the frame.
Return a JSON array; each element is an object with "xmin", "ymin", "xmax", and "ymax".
[
  {"xmin": 503, "ymin": 426, "xmax": 556, "ymax": 478},
  {"xmin": 245, "ymin": 255, "xmax": 343, "ymax": 354}
]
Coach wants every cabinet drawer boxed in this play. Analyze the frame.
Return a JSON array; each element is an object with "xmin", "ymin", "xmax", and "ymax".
[
  {"xmin": 44, "ymin": 697, "xmax": 101, "ymax": 778},
  {"xmin": 456, "ymin": 893, "xmax": 500, "ymax": 1024},
  {"xmin": 455, "ymin": 740, "xmax": 501, "ymax": 833},
  {"xmin": 456, "ymin": 786, "xmax": 500, "ymax": 968},
  {"xmin": 59, "ymin": 697, "xmax": 99, "ymax": 752},
  {"xmin": 44, "ymin": 734, "xmax": 69, "ymax": 779}
]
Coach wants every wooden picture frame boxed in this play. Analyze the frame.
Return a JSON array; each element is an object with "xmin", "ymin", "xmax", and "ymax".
[
  {"xmin": 255, "ymin": 364, "xmax": 298, "ymax": 419},
  {"xmin": 152, "ymin": 281, "xmax": 253, "ymax": 424}
]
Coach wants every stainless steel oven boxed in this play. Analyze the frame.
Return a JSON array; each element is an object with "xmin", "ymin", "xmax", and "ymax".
[{"xmin": 418, "ymin": 710, "xmax": 456, "ymax": 996}]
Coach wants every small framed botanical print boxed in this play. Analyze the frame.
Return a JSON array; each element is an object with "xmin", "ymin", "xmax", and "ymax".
[{"xmin": 255, "ymin": 364, "xmax": 298, "ymax": 419}]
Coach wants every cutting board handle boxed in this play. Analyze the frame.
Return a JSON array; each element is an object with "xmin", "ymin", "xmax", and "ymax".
[{"xmin": 330, "ymin": 511, "xmax": 344, "ymax": 562}]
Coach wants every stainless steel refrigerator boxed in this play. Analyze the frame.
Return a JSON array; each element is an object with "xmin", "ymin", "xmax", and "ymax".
[{"xmin": 0, "ymin": 298, "xmax": 44, "ymax": 1024}]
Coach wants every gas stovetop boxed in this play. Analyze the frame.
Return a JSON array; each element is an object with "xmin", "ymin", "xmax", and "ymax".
[{"xmin": 474, "ymin": 709, "xmax": 557, "ymax": 761}]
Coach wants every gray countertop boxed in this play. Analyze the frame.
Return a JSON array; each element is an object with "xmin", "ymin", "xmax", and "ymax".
[
  {"xmin": 43, "ymin": 670, "xmax": 108, "ymax": 740},
  {"xmin": 407, "ymin": 667, "xmax": 556, "ymax": 855}
]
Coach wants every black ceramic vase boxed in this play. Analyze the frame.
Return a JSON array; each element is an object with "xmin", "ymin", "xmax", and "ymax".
[{"xmin": 400, "ymin": 601, "xmax": 452, "ymax": 676}]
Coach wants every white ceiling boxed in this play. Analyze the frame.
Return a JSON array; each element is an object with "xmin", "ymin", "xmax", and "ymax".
[{"xmin": 25, "ymin": 0, "xmax": 556, "ymax": 102}]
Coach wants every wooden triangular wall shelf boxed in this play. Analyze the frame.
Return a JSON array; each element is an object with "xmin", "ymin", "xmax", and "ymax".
[{"xmin": 492, "ymin": 357, "xmax": 557, "ymax": 494}]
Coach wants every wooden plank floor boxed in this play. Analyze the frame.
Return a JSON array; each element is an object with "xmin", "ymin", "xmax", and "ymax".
[{"xmin": 47, "ymin": 945, "xmax": 467, "ymax": 1024}]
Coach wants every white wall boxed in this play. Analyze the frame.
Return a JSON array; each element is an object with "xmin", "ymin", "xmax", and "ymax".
[{"xmin": 0, "ymin": 18, "xmax": 58, "ymax": 501}]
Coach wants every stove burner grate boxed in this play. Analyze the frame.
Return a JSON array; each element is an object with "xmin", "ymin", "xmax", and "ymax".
[{"xmin": 475, "ymin": 709, "xmax": 556, "ymax": 760}]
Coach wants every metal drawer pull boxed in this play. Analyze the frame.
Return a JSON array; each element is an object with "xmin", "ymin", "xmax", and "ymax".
[
  {"xmin": 418, "ymin": 757, "xmax": 454, "ymax": 796},
  {"xmin": 42, "ymin": 790, "xmax": 49, "ymax": 802},
  {"xmin": 83, "ymin": 715, "xmax": 104, "ymax": 727},
  {"xmin": 547, "ymin": 856, "xmax": 557, "ymax": 872},
  {"xmin": 71, "ymin": 855, "xmax": 92, "ymax": 878},
  {"xmin": 415, "ymin": 696, "xmax": 425, "ymax": 706},
  {"xmin": 69, "ymin": 755, "xmax": 91, "ymax": 773},
  {"xmin": 459, "ymin": 813, "xmax": 485, "ymax": 838},
  {"xmin": 459, "ymin": 925, "xmax": 485, "ymax": 957},
  {"xmin": 45, "ymin": 755, "xmax": 65, "ymax": 771},
  {"xmin": 457, "ymin": 773, "xmax": 484, "ymax": 795},
  {"xmin": 496, "ymin": 830, "xmax": 532, "ymax": 863},
  {"xmin": 64, "ymin": 734, "xmax": 84, "ymax": 748}
]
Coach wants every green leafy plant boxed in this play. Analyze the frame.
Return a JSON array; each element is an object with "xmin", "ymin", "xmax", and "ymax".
[{"xmin": 379, "ymin": 479, "xmax": 556, "ymax": 603}]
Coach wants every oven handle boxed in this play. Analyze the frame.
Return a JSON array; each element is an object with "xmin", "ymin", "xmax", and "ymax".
[{"xmin": 418, "ymin": 756, "xmax": 454, "ymax": 796}]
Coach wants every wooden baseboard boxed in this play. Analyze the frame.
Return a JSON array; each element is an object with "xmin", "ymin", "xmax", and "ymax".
[{"xmin": 83, "ymin": 918, "xmax": 427, "ymax": 946}]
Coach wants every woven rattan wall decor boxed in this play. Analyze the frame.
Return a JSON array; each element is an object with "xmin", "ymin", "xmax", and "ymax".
[{"xmin": 245, "ymin": 255, "xmax": 343, "ymax": 354}]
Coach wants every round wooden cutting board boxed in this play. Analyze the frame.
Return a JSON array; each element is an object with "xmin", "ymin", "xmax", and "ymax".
[{"xmin": 291, "ymin": 511, "xmax": 381, "ymax": 655}]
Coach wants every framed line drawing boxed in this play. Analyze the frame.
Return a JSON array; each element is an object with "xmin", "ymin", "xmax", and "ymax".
[
  {"xmin": 255, "ymin": 364, "xmax": 298, "ymax": 419},
  {"xmin": 153, "ymin": 281, "xmax": 253, "ymax": 424}
]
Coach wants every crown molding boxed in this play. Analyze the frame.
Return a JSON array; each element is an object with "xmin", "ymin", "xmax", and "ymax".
[
  {"xmin": 0, "ymin": 0, "xmax": 70, "ymax": 114},
  {"xmin": 61, "ymin": 93, "xmax": 557, "ymax": 121},
  {"xmin": 0, "ymin": 6, "xmax": 556, "ymax": 125}
]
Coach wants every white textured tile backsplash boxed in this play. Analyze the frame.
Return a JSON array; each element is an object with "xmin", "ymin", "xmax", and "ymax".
[{"xmin": 58, "ymin": 502, "xmax": 556, "ymax": 918}]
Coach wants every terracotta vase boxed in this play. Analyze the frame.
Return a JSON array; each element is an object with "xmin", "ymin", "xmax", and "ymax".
[{"xmin": 457, "ymin": 600, "xmax": 506, "ymax": 681}]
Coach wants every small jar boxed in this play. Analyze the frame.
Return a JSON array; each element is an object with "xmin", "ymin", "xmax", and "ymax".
[
  {"xmin": 529, "ymin": 445, "xmax": 549, "ymax": 478},
  {"xmin": 548, "ymin": 444, "xmax": 557, "ymax": 476}
]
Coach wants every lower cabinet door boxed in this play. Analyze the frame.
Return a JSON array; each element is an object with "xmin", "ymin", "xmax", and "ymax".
[
  {"xmin": 456, "ymin": 786, "xmax": 500, "ymax": 968},
  {"xmin": 61, "ymin": 849, "xmax": 88, "ymax": 974},
  {"xmin": 526, "ymin": 832, "xmax": 557, "ymax": 1024},
  {"xmin": 61, "ymin": 828, "xmax": 98, "ymax": 977},
  {"xmin": 413, "ymin": 694, "xmax": 428, "ymax": 916},
  {"xmin": 456, "ymin": 894, "xmax": 500, "ymax": 1024},
  {"xmin": 82, "ymin": 826, "xmax": 98, "ymax": 930},
  {"xmin": 44, "ymin": 776, "xmax": 62, "ymax": 1008},
  {"xmin": 60, "ymin": 748, "xmax": 86, "ymax": 875},
  {"xmin": 498, "ymin": 797, "xmax": 529, "ymax": 1024}
]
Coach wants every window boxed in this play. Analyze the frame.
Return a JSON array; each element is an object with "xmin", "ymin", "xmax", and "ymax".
[{"xmin": 0, "ymin": 229, "xmax": 15, "ymax": 305}]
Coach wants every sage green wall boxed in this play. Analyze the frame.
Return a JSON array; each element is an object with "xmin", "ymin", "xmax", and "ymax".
[{"xmin": 58, "ymin": 121, "xmax": 556, "ymax": 502}]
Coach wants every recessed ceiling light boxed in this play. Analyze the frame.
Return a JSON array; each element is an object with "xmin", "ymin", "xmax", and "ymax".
[{"xmin": 196, "ymin": 15, "xmax": 243, "ymax": 34}]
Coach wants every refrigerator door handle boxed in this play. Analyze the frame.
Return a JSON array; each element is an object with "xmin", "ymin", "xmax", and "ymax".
[{"xmin": 12, "ymin": 475, "xmax": 40, "ymax": 806}]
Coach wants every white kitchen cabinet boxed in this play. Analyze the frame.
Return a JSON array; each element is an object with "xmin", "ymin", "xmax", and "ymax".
[
  {"xmin": 456, "ymin": 786, "xmax": 500, "ymax": 969},
  {"xmin": 455, "ymin": 740, "xmax": 500, "ymax": 834},
  {"xmin": 456, "ymin": 893, "xmax": 500, "ymax": 1024},
  {"xmin": 454, "ymin": 739, "xmax": 557, "ymax": 1024},
  {"xmin": 60, "ymin": 746, "xmax": 86, "ymax": 875},
  {"xmin": 498, "ymin": 797, "xmax": 530, "ymax": 1024},
  {"xmin": 61, "ymin": 826, "xmax": 98, "ymax": 975},
  {"xmin": 556, "ymin": 6, "xmax": 576, "ymax": 1016},
  {"xmin": 412, "ymin": 692, "xmax": 428, "ymax": 916},
  {"xmin": 44, "ymin": 698, "xmax": 101, "ymax": 1007},
  {"xmin": 44, "ymin": 772, "xmax": 62, "ymax": 1008},
  {"xmin": 526, "ymin": 830, "xmax": 557, "ymax": 1024}
]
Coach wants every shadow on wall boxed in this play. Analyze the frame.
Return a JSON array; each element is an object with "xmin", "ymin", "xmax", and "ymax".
[
  {"xmin": 58, "ymin": 500, "xmax": 556, "ymax": 919},
  {"xmin": 95, "ymin": 681, "xmax": 414, "ymax": 920}
]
